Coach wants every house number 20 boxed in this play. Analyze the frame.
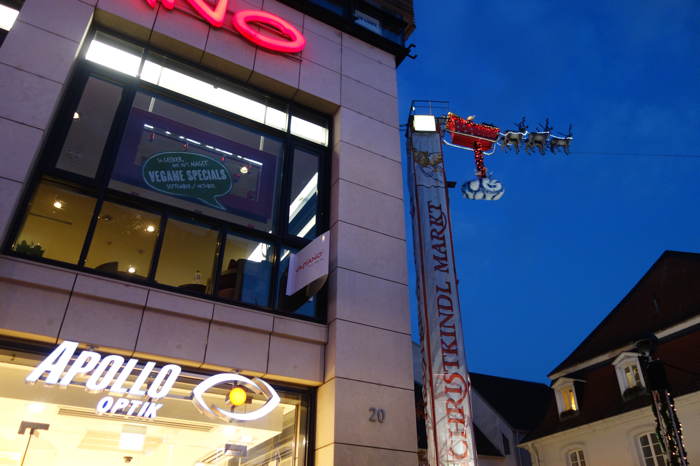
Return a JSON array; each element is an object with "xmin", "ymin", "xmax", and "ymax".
[{"xmin": 368, "ymin": 407, "xmax": 386, "ymax": 423}]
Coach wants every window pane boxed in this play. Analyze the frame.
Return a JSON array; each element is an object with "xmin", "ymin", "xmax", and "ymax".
[
  {"xmin": 217, "ymin": 234, "xmax": 272, "ymax": 307},
  {"xmin": 12, "ymin": 180, "xmax": 96, "ymax": 264},
  {"xmin": 155, "ymin": 218, "xmax": 218, "ymax": 293},
  {"xmin": 288, "ymin": 149, "xmax": 319, "ymax": 239},
  {"xmin": 276, "ymin": 248, "xmax": 318, "ymax": 318},
  {"xmin": 110, "ymin": 92, "xmax": 283, "ymax": 232},
  {"xmin": 84, "ymin": 202, "xmax": 160, "ymax": 279},
  {"xmin": 290, "ymin": 115, "xmax": 329, "ymax": 146},
  {"xmin": 56, "ymin": 77, "xmax": 123, "ymax": 178}
]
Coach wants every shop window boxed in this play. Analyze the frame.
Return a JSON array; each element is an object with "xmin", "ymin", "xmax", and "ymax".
[
  {"xmin": 11, "ymin": 180, "xmax": 96, "ymax": 264},
  {"xmin": 552, "ymin": 378, "xmax": 580, "ymax": 417},
  {"xmin": 217, "ymin": 234, "xmax": 273, "ymax": 307},
  {"xmin": 288, "ymin": 149, "xmax": 319, "ymax": 239},
  {"xmin": 638, "ymin": 433, "xmax": 666, "ymax": 466},
  {"xmin": 613, "ymin": 352, "xmax": 646, "ymax": 399},
  {"xmin": 0, "ymin": 351, "xmax": 311, "ymax": 466},
  {"xmin": 0, "ymin": 0, "xmax": 22, "ymax": 46},
  {"xmin": 84, "ymin": 202, "xmax": 161, "ymax": 279},
  {"xmin": 155, "ymin": 218, "xmax": 219, "ymax": 292},
  {"xmin": 568, "ymin": 449, "xmax": 586, "ymax": 466},
  {"xmin": 7, "ymin": 31, "xmax": 328, "ymax": 321},
  {"xmin": 55, "ymin": 77, "xmax": 123, "ymax": 178}
]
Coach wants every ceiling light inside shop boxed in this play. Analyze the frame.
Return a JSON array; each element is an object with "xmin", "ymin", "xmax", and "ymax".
[
  {"xmin": 85, "ymin": 38, "xmax": 142, "ymax": 77},
  {"xmin": 73, "ymin": 112, "xmax": 80, "ymax": 120},
  {"xmin": 0, "ymin": 5, "xmax": 19, "ymax": 31},
  {"xmin": 127, "ymin": 266, "xmax": 136, "ymax": 274},
  {"xmin": 145, "ymin": 225, "xmax": 156, "ymax": 233},
  {"xmin": 290, "ymin": 117, "xmax": 328, "ymax": 146},
  {"xmin": 264, "ymin": 107, "xmax": 288, "ymax": 131},
  {"xmin": 26, "ymin": 402, "xmax": 46, "ymax": 414},
  {"xmin": 120, "ymin": 425, "xmax": 146, "ymax": 451},
  {"xmin": 52, "ymin": 200, "xmax": 63, "ymax": 209}
]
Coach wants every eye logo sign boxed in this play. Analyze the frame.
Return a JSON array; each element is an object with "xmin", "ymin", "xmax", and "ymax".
[
  {"xmin": 144, "ymin": 0, "xmax": 306, "ymax": 53},
  {"xmin": 192, "ymin": 373, "xmax": 280, "ymax": 422},
  {"xmin": 26, "ymin": 341, "xmax": 280, "ymax": 422}
]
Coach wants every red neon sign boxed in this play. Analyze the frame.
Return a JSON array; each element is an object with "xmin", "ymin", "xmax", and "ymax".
[{"xmin": 145, "ymin": 0, "xmax": 306, "ymax": 53}]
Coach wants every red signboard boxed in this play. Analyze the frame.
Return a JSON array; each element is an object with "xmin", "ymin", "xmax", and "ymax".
[{"xmin": 145, "ymin": 0, "xmax": 306, "ymax": 53}]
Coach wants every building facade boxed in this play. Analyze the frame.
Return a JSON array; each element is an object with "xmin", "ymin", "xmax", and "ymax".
[
  {"xmin": 520, "ymin": 251, "xmax": 700, "ymax": 466},
  {"xmin": 0, "ymin": 0, "xmax": 418, "ymax": 464}
]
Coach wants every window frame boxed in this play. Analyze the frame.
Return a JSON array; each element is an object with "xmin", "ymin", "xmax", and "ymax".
[
  {"xmin": 552, "ymin": 377, "xmax": 581, "ymax": 417},
  {"xmin": 567, "ymin": 448, "xmax": 586, "ymax": 466},
  {"xmin": 637, "ymin": 432, "xmax": 667, "ymax": 466},
  {"xmin": 3, "ymin": 28, "xmax": 331, "ymax": 323},
  {"xmin": 613, "ymin": 352, "xmax": 646, "ymax": 398}
]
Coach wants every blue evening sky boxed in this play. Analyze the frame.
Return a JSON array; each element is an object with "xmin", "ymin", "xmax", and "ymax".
[{"xmin": 397, "ymin": 1, "xmax": 700, "ymax": 383}]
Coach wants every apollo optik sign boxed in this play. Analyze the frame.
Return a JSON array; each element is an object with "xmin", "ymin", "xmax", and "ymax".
[{"xmin": 26, "ymin": 341, "xmax": 280, "ymax": 422}]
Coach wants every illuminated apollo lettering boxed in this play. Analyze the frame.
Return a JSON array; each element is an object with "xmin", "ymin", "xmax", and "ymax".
[
  {"xmin": 26, "ymin": 341, "xmax": 280, "ymax": 422},
  {"xmin": 144, "ymin": 0, "xmax": 306, "ymax": 53}
]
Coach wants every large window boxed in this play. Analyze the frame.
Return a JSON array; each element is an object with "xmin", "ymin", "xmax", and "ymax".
[
  {"xmin": 567, "ymin": 449, "xmax": 586, "ymax": 466},
  {"xmin": 6, "ymin": 32, "xmax": 329, "ymax": 322},
  {"xmin": 638, "ymin": 433, "xmax": 666, "ymax": 466},
  {"xmin": 0, "ymin": 346, "xmax": 311, "ymax": 466}
]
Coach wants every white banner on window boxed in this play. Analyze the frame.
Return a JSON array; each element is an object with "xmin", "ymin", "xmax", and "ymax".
[
  {"xmin": 286, "ymin": 231, "xmax": 330, "ymax": 296},
  {"xmin": 408, "ymin": 129, "xmax": 478, "ymax": 466}
]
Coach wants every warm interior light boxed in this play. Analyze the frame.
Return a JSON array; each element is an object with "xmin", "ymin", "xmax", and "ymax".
[
  {"xmin": 413, "ymin": 115, "xmax": 437, "ymax": 132},
  {"xmin": 73, "ymin": 112, "xmax": 80, "ymax": 120},
  {"xmin": 127, "ymin": 266, "xmax": 136, "ymax": 274},
  {"xmin": 0, "ymin": 4, "xmax": 20, "ymax": 32},
  {"xmin": 240, "ymin": 166, "xmax": 249, "ymax": 174},
  {"xmin": 145, "ymin": 224, "xmax": 156, "ymax": 233},
  {"xmin": 119, "ymin": 425, "xmax": 146, "ymax": 451},
  {"xmin": 228, "ymin": 387, "xmax": 247, "ymax": 406},
  {"xmin": 52, "ymin": 200, "xmax": 63, "ymax": 209},
  {"xmin": 26, "ymin": 402, "xmax": 46, "ymax": 414}
]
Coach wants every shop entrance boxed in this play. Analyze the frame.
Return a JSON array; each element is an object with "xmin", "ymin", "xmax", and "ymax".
[{"xmin": 0, "ymin": 360, "xmax": 307, "ymax": 466}]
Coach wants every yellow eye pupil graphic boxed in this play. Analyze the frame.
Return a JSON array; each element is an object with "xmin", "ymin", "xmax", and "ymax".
[{"xmin": 228, "ymin": 387, "xmax": 247, "ymax": 406}]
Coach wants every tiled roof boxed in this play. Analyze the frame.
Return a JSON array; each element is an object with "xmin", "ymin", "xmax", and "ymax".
[{"xmin": 550, "ymin": 251, "xmax": 700, "ymax": 376}]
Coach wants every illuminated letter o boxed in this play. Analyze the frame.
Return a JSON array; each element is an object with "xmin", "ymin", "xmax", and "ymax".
[{"xmin": 232, "ymin": 10, "xmax": 306, "ymax": 53}]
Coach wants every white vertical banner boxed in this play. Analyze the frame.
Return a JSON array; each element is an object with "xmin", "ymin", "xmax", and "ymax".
[{"xmin": 407, "ymin": 127, "xmax": 478, "ymax": 466}]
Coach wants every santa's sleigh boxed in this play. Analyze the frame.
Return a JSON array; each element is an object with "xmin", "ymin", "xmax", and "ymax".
[{"xmin": 443, "ymin": 113, "xmax": 500, "ymax": 154}]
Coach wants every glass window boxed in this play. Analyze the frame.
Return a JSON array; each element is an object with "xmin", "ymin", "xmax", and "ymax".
[
  {"xmin": 217, "ymin": 234, "xmax": 273, "ymax": 307},
  {"xmin": 155, "ymin": 218, "xmax": 219, "ymax": 293},
  {"xmin": 84, "ymin": 202, "xmax": 160, "ymax": 279},
  {"xmin": 290, "ymin": 115, "xmax": 329, "ymax": 146},
  {"xmin": 55, "ymin": 77, "xmax": 123, "ymax": 178},
  {"xmin": 276, "ymin": 248, "xmax": 318, "ymax": 318},
  {"xmin": 12, "ymin": 180, "xmax": 96, "ymax": 264},
  {"xmin": 639, "ymin": 433, "xmax": 666, "ymax": 466},
  {"xmin": 288, "ymin": 149, "xmax": 319, "ymax": 239},
  {"xmin": 0, "ymin": 355, "xmax": 310, "ymax": 466},
  {"xmin": 84, "ymin": 32, "xmax": 144, "ymax": 77},
  {"xmin": 568, "ymin": 449, "xmax": 586, "ymax": 466},
  {"xmin": 109, "ymin": 92, "xmax": 283, "ymax": 232},
  {"xmin": 562, "ymin": 388, "xmax": 578, "ymax": 411},
  {"xmin": 624, "ymin": 364, "xmax": 642, "ymax": 388}
]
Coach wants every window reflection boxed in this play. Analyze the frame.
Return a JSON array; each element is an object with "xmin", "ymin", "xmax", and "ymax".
[
  {"xmin": 288, "ymin": 149, "xmax": 319, "ymax": 239},
  {"xmin": 12, "ymin": 181, "xmax": 96, "ymax": 264},
  {"xmin": 217, "ymin": 234, "xmax": 273, "ymax": 307},
  {"xmin": 85, "ymin": 202, "xmax": 160, "ymax": 279},
  {"xmin": 276, "ymin": 248, "xmax": 317, "ymax": 318},
  {"xmin": 55, "ymin": 77, "xmax": 123, "ymax": 178},
  {"xmin": 155, "ymin": 218, "xmax": 218, "ymax": 293}
]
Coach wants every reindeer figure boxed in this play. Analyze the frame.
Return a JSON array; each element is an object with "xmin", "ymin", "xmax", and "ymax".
[
  {"xmin": 500, "ymin": 117, "xmax": 528, "ymax": 153},
  {"xmin": 549, "ymin": 124, "xmax": 573, "ymax": 155},
  {"xmin": 525, "ymin": 118, "xmax": 552, "ymax": 155}
]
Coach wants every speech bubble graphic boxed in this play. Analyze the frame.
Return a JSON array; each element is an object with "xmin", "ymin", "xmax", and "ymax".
[{"xmin": 142, "ymin": 152, "xmax": 233, "ymax": 209}]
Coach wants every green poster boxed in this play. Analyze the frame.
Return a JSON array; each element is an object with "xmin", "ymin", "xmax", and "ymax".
[{"xmin": 142, "ymin": 152, "xmax": 232, "ymax": 209}]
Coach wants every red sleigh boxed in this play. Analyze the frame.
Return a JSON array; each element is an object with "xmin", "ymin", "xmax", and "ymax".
[{"xmin": 443, "ymin": 113, "xmax": 500, "ymax": 155}]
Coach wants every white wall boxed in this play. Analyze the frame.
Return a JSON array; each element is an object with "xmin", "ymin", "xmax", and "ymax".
[{"xmin": 522, "ymin": 391, "xmax": 700, "ymax": 466}]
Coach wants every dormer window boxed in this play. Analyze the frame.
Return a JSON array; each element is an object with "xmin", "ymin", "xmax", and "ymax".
[
  {"xmin": 613, "ymin": 352, "xmax": 646, "ymax": 399},
  {"xmin": 552, "ymin": 378, "xmax": 580, "ymax": 417}
]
